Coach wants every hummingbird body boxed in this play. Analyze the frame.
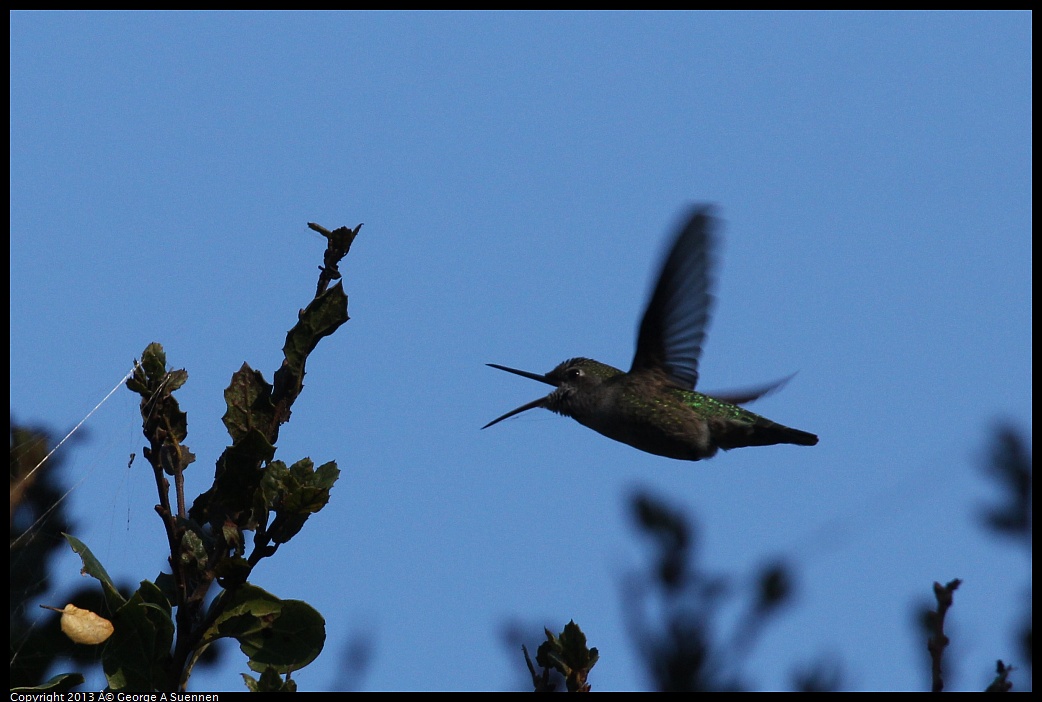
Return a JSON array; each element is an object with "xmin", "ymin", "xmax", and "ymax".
[
  {"xmin": 484, "ymin": 207, "xmax": 818, "ymax": 461},
  {"xmin": 527, "ymin": 357, "xmax": 817, "ymax": 461}
]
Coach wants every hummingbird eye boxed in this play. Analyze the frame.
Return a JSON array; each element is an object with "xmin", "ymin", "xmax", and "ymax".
[{"xmin": 567, "ymin": 367, "xmax": 583, "ymax": 379}]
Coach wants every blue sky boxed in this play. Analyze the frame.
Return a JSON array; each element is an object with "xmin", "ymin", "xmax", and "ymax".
[{"xmin": 10, "ymin": 11, "xmax": 1031, "ymax": 692}]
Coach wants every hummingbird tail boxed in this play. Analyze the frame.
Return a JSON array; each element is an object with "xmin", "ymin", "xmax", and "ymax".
[
  {"xmin": 715, "ymin": 418, "xmax": 819, "ymax": 450},
  {"xmin": 778, "ymin": 426, "xmax": 819, "ymax": 447}
]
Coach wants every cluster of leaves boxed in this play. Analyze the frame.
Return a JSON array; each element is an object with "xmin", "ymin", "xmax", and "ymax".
[
  {"xmin": 15, "ymin": 222, "xmax": 360, "ymax": 693},
  {"xmin": 522, "ymin": 621, "xmax": 599, "ymax": 692},
  {"xmin": 621, "ymin": 491, "xmax": 807, "ymax": 692}
]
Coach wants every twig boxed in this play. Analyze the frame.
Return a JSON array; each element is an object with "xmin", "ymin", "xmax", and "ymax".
[
  {"xmin": 985, "ymin": 660, "xmax": 1013, "ymax": 692},
  {"xmin": 522, "ymin": 644, "xmax": 555, "ymax": 692},
  {"xmin": 926, "ymin": 578, "xmax": 961, "ymax": 692},
  {"xmin": 308, "ymin": 222, "xmax": 362, "ymax": 297}
]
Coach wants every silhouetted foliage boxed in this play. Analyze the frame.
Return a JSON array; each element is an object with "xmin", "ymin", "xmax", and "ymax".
[
  {"xmin": 979, "ymin": 425, "xmax": 1032, "ymax": 540},
  {"xmin": 619, "ymin": 490, "xmax": 826, "ymax": 691},
  {"xmin": 978, "ymin": 425, "xmax": 1031, "ymax": 686}
]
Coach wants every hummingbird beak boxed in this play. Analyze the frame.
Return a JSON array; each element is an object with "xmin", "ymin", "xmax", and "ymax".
[
  {"xmin": 481, "ymin": 396, "xmax": 549, "ymax": 429},
  {"xmin": 482, "ymin": 363, "xmax": 559, "ymax": 429},
  {"xmin": 485, "ymin": 363, "xmax": 559, "ymax": 386}
]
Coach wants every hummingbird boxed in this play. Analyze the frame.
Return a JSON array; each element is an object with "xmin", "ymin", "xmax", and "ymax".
[{"xmin": 483, "ymin": 206, "xmax": 818, "ymax": 461}]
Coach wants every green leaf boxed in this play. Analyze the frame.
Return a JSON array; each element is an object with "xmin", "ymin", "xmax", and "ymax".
[
  {"xmin": 214, "ymin": 556, "xmax": 252, "ymax": 589},
  {"xmin": 154, "ymin": 572, "xmax": 178, "ymax": 604},
  {"xmin": 164, "ymin": 368, "xmax": 188, "ymax": 393},
  {"xmin": 242, "ymin": 600, "xmax": 325, "ymax": 673},
  {"xmin": 203, "ymin": 583, "xmax": 325, "ymax": 674},
  {"xmin": 125, "ymin": 374, "xmax": 147, "ymax": 395},
  {"xmin": 179, "ymin": 529, "xmax": 208, "ymax": 570},
  {"xmin": 64, "ymin": 533, "xmax": 125, "ymax": 611},
  {"xmin": 243, "ymin": 667, "xmax": 298, "ymax": 692},
  {"xmin": 11, "ymin": 673, "xmax": 86, "ymax": 693},
  {"xmin": 262, "ymin": 458, "xmax": 340, "ymax": 544},
  {"xmin": 223, "ymin": 363, "xmax": 277, "ymax": 444},
  {"xmin": 190, "ymin": 428, "xmax": 276, "ymax": 527},
  {"xmin": 140, "ymin": 343, "xmax": 168, "ymax": 382},
  {"xmin": 559, "ymin": 620, "xmax": 598, "ymax": 670},
  {"xmin": 259, "ymin": 459, "xmax": 290, "ymax": 508},
  {"xmin": 283, "ymin": 282, "xmax": 349, "ymax": 375},
  {"xmin": 102, "ymin": 580, "xmax": 175, "ymax": 692}
]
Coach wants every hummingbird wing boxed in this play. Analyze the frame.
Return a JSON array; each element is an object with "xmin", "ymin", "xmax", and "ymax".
[
  {"xmin": 630, "ymin": 206, "xmax": 716, "ymax": 390},
  {"xmin": 706, "ymin": 373, "xmax": 797, "ymax": 405}
]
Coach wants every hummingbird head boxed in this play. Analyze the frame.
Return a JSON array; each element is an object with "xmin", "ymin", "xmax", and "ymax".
[{"xmin": 482, "ymin": 357, "xmax": 623, "ymax": 428}]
